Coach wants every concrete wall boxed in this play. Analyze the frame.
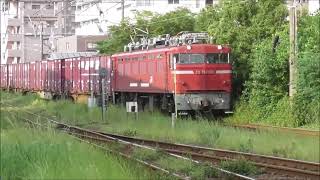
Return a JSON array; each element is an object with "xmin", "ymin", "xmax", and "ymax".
[
  {"xmin": 76, "ymin": 36, "xmax": 107, "ymax": 52},
  {"xmin": 56, "ymin": 35, "xmax": 78, "ymax": 53},
  {"xmin": 24, "ymin": 36, "xmax": 50, "ymax": 62},
  {"xmin": 55, "ymin": 35, "xmax": 107, "ymax": 53}
]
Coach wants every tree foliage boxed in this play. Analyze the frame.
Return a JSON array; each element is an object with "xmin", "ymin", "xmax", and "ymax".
[
  {"xmin": 196, "ymin": 0, "xmax": 288, "ymax": 94},
  {"xmin": 97, "ymin": 1, "xmax": 319, "ymax": 126},
  {"xmin": 246, "ymin": 29, "xmax": 289, "ymax": 110},
  {"xmin": 294, "ymin": 52, "xmax": 320, "ymax": 125},
  {"xmin": 98, "ymin": 8, "xmax": 194, "ymax": 54},
  {"xmin": 293, "ymin": 13, "xmax": 320, "ymax": 125},
  {"xmin": 97, "ymin": 21, "xmax": 132, "ymax": 54},
  {"xmin": 242, "ymin": 12, "xmax": 319, "ymax": 126}
]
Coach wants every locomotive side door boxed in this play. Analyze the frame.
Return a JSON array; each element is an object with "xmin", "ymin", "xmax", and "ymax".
[
  {"xmin": 166, "ymin": 52, "xmax": 175, "ymax": 93},
  {"xmin": 165, "ymin": 52, "xmax": 169, "ymax": 92}
]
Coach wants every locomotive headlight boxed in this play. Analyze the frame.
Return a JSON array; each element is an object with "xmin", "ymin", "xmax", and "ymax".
[
  {"xmin": 218, "ymin": 45, "xmax": 222, "ymax": 50},
  {"xmin": 187, "ymin": 45, "xmax": 192, "ymax": 50}
]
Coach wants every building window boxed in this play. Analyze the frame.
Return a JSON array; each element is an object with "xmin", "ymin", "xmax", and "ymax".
[
  {"xmin": 46, "ymin": 4, "xmax": 54, "ymax": 9},
  {"xmin": 168, "ymin": 0, "xmax": 179, "ymax": 4},
  {"xmin": 66, "ymin": 42, "xmax": 70, "ymax": 50},
  {"xmin": 87, "ymin": 42, "xmax": 97, "ymax": 50},
  {"xmin": 32, "ymin": 5, "xmax": 40, "ymax": 9},
  {"xmin": 14, "ymin": 42, "xmax": 21, "ymax": 50},
  {"xmin": 16, "ymin": 26, "xmax": 20, "ymax": 34},
  {"xmin": 137, "ymin": 0, "xmax": 151, "ymax": 6},
  {"xmin": 205, "ymin": 0, "xmax": 213, "ymax": 5},
  {"xmin": 47, "ymin": 20, "xmax": 55, "ymax": 27}
]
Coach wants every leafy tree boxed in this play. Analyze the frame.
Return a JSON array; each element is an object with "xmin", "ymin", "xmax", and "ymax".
[
  {"xmin": 97, "ymin": 1, "xmax": 318, "ymax": 127},
  {"xmin": 196, "ymin": 0, "xmax": 288, "ymax": 96},
  {"xmin": 148, "ymin": 8, "xmax": 195, "ymax": 36},
  {"xmin": 97, "ymin": 20, "xmax": 132, "ymax": 54},
  {"xmin": 195, "ymin": 6, "xmax": 217, "ymax": 32},
  {"xmin": 239, "ymin": 11, "xmax": 319, "ymax": 126},
  {"xmin": 294, "ymin": 52, "xmax": 320, "ymax": 125},
  {"xmin": 293, "ymin": 13, "xmax": 320, "ymax": 125},
  {"xmin": 297, "ymin": 11, "xmax": 320, "ymax": 53},
  {"xmin": 98, "ymin": 8, "xmax": 195, "ymax": 54},
  {"xmin": 245, "ymin": 28, "xmax": 289, "ymax": 117}
]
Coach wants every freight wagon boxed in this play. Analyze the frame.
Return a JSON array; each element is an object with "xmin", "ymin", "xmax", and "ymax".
[{"xmin": 0, "ymin": 32, "xmax": 233, "ymax": 116}]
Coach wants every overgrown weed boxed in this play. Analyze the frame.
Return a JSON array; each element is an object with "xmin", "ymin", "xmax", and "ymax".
[{"xmin": 220, "ymin": 158, "xmax": 259, "ymax": 176}]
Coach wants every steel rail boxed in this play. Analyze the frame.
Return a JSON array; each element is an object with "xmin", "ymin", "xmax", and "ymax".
[
  {"xmin": 64, "ymin": 130, "xmax": 190, "ymax": 180},
  {"xmin": 228, "ymin": 124, "xmax": 320, "ymax": 137},
  {"xmin": 89, "ymin": 130, "xmax": 320, "ymax": 180},
  {"xmin": 56, "ymin": 123, "xmax": 253, "ymax": 180}
]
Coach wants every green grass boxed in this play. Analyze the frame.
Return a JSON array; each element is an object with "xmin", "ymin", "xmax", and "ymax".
[
  {"xmin": 0, "ymin": 128, "xmax": 158, "ymax": 179},
  {"xmin": 220, "ymin": 159, "xmax": 259, "ymax": 176},
  {"xmin": 1, "ymin": 91, "xmax": 319, "ymax": 163},
  {"xmin": 131, "ymin": 148, "xmax": 220, "ymax": 179},
  {"xmin": 225, "ymin": 98, "xmax": 320, "ymax": 130},
  {"xmin": 0, "ymin": 96, "xmax": 164, "ymax": 180}
]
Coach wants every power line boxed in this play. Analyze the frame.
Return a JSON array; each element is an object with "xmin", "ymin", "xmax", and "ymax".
[{"xmin": 0, "ymin": 32, "xmax": 78, "ymax": 35}]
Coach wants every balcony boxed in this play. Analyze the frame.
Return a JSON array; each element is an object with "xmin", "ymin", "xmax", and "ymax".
[
  {"xmin": 24, "ymin": 9, "xmax": 56, "ymax": 18},
  {"xmin": 7, "ymin": 49, "xmax": 22, "ymax": 57},
  {"xmin": 8, "ymin": 18, "xmax": 22, "ymax": 26},
  {"xmin": 8, "ymin": 34, "xmax": 22, "ymax": 41}
]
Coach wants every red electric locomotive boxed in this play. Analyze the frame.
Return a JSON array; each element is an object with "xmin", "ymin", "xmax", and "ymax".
[{"xmin": 112, "ymin": 32, "xmax": 232, "ymax": 115}]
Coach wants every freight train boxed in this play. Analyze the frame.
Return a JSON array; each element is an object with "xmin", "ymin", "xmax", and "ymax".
[{"xmin": 0, "ymin": 32, "xmax": 232, "ymax": 116}]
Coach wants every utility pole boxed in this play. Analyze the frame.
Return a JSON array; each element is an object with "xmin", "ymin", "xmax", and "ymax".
[
  {"xmin": 121, "ymin": 0, "xmax": 124, "ymax": 21},
  {"xmin": 64, "ymin": 0, "xmax": 68, "ymax": 37},
  {"xmin": 101, "ymin": 78, "xmax": 106, "ymax": 122},
  {"xmin": 0, "ymin": 2, "xmax": 2, "ymax": 65},
  {"xmin": 289, "ymin": 0, "xmax": 298, "ymax": 97},
  {"xmin": 41, "ymin": 22, "xmax": 44, "ymax": 60}
]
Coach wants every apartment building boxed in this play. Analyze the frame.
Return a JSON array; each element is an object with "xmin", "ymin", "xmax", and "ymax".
[
  {"xmin": 74, "ymin": 0, "xmax": 218, "ymax": 35},
  {"xmin": 74, "ymin": 0, "xmax": 319, "ymax": 36},
  {"xmin": 0, "ymin": 0, "xmax": 75, "ymax": 64}
]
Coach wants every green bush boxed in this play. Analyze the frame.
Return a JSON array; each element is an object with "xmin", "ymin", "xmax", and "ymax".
[
  {"xmin": 293, "ymin": 52, "xmax": 320, "ymax": 126},
  {"xmin": 231, "ymin": 13, "xmax": 320, "ymax": 128}
]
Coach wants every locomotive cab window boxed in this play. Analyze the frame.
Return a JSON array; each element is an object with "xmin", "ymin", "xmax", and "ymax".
[
  {"xmin": 175, "ymin": 53, "xmax": 230, "ymax": 64},
  {"xmin": 179, "ymin": 54, "xmax": 205, "ymax": 64},
  {"xmin": 206, "ymin": 53, "xmax": 229, "ymax": 64}
]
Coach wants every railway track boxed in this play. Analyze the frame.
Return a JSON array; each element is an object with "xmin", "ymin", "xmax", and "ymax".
[
  {"xmin": 54, "ymin": 123, "xmax": 320, "ymax": 180},
  {"xmin": 228, "ymin": 124, "xmax": 320, "ymax": 137},
  {"xmin": 56, "ymin": 123, "xmax": 253, "ymax": 180},
  {"xmin": 3, "ymin": 111, "xmax": 190, "ymax": 180},
  {"xmin": 2, "ymin": 102, "xmax": 319, "ymax": 179},
  {"xmin": 2, "ymin": 105, "xmax": 250, "ymax": 179}
]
